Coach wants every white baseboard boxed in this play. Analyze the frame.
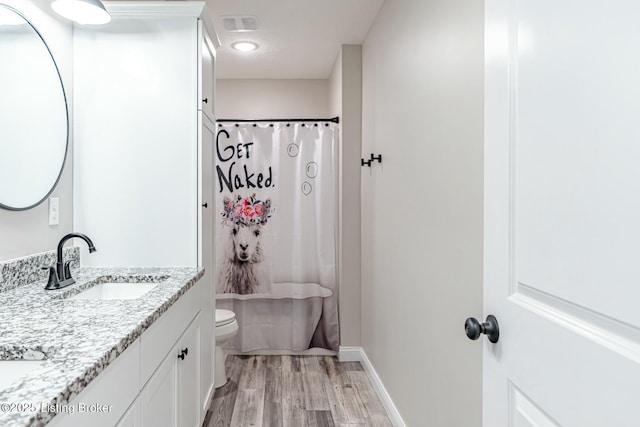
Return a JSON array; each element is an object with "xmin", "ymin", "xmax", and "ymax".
[
  {"xmin": 339, "ymin": 346, "xmax": 407, "ymax": 427},
  {"xmin": 338, "ymin": 346, "xmax": 362, "ymax": 362}
]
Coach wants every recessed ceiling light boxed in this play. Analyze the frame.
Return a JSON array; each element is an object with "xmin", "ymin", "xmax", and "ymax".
[{"xmin": 231, "ymin": 41, "xmax": 258, "ymax": 52}]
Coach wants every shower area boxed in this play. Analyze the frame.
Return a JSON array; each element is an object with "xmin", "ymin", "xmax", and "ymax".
[{"xmin": 214, "ymin": 118, "xmax": 339, "ymax": 353}]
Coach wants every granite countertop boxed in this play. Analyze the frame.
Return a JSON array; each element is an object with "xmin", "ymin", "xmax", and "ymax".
[{"xmin": 0, "ymin": 265, "xmax": 204, "ymax": 427}]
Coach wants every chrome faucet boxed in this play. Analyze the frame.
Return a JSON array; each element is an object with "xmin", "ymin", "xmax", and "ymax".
[{"xmin": 44, "ymin": 233, "xmax": 96, "ymax": 290}]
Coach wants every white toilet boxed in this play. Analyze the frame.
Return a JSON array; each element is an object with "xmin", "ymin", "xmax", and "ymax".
[{"xmin": 214, "ymin": 309, "xmax": 238, "ymax": 389}]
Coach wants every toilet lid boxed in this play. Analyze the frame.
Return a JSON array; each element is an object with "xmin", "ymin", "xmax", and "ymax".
[{"xmin": 215, "ymin": 309, "xmax": 236, "ymax": 327}]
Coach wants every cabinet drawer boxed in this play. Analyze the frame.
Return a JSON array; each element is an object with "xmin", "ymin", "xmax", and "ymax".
[{"xmin": 140, "ymin": 280, "xmax": 201, "ymax": 386}]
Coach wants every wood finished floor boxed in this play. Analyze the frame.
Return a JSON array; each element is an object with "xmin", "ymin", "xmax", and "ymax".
[{"xmin": 203, "ymin": 355, "xmax": 394, "ymax": 427}]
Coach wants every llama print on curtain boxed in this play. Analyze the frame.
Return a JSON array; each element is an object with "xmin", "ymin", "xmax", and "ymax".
[
  {"xmin": 218, "ymin": 194, "xmax": 273, "ymax": 294},
  {"xmin": 214, "ymin": 121, "xmax": 339, "ymax": 352}
]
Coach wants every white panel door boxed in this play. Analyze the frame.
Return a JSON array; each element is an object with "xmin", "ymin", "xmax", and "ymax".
[{"xmin": 483, "ymin": 1, "xmax": 640, "ymax": 426}]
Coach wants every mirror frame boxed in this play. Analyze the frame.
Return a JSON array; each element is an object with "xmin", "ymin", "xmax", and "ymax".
[{"xmin": 0, "ymin": 4, "xmax": 69, "ymax": 211}]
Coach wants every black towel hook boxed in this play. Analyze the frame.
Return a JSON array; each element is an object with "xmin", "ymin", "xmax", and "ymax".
[{"xmin": 362, "ymin": 153, "xmax": 382, "ymax": 167}]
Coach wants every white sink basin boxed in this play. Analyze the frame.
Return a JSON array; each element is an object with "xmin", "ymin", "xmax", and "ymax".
[
  {"xmin": 69, "ymin": 283, "xmax": 158, "ymax": 300},
  {"xmin": 0, "ymin": 361, "xmax": 44, "ymax": 389}
]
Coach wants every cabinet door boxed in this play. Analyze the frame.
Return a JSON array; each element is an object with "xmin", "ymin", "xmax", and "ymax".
[
  {"xmin": 199, "ymin": 27, "xmax": 215, "ymax": 121},
  {"xmin": 141, "ymin": 350, "xmax": 177, "ymax": 427},
  {"xmin": 46, "ymin": 340, "xmax": 141, "ymax": 427},
  {"xmin": 116, "ymin": 398, "xmax": 141, "ymax": 427},
  {"xmin": 178, "ymin": 315, "xmax": 201, "ymax": 427},
  {"xmin": 199, "ymin": 112, "xmax": 216, "ymax": 418}
]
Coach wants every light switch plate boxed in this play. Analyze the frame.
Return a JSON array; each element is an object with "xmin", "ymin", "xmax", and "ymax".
[{"xmin": 48, "ymin": 197, "xmax": 59, "ymax": 226}]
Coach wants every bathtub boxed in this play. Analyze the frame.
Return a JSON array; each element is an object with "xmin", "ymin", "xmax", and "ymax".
[{"xmin": 216, "ymin": 282, "xmax": 333, "ymax": 352}]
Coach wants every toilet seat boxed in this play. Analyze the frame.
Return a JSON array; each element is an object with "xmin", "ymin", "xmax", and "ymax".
[
  {"xmin": 214, "ymin": 309, "xmax": 238, "ymax": 389},
  {"xmin": 215, "ymin": 309, "xmax": 236, "ymax": 327}
]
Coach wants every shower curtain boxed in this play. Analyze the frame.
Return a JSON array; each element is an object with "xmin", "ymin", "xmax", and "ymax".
[{"xmin": 214, "ymin": 121, "xmax": 339, "ymax": 352}]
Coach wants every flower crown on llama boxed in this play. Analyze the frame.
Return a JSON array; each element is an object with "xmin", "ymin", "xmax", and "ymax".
[{"xmin": 221, "ymin": 194, "xmax": 273, "ymax": 226}]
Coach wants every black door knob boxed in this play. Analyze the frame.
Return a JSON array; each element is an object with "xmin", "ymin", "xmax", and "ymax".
[
  {"xmin": 465, "ymin": 315, "xmax": 500, "ymax": 343},
  {"xmin": 202, "ymin": 202, "xmax": 208, "ymax": 208},
  {"xmin": 203, "ymin": 98, "xmax": 208, "ymax": 103}
]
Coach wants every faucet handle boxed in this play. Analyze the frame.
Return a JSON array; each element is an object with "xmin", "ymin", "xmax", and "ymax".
[
  {"xmin": 42, "ymin": 266, "xmax": 60, "ymax": 290},
  {"xmin": 63, "ymin": 260, "xmax": 73, "ymax": 281}
]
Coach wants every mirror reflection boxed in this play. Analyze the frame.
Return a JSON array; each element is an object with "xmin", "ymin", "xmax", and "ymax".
[{"xmin": 0, "ymin": 4, "xmax": 68, "ymax": 210}]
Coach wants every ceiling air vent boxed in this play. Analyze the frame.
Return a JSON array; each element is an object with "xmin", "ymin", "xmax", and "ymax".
[{"xmin": 221, "ymin": 15, "xmax": 259, "ymax": 32}]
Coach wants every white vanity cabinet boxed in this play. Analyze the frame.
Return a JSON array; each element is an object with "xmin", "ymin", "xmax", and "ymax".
[
  {"xmin": 48, "ymin": 279, "xmax": 204, "ymax": 427},
  {"xmin": 73, "ymin": 2, "xmax": 218, "ymax": 423},
  {"xmin": 137, "ymin": 276, "xmax": 204, "ymax": 427},
  {"xmin": 47, "ymin": 340, "xmax": 142, "ymax": 427},
  {"xmin": 141, "ymin": 314, "xmax": 200, "ymax": 427}
]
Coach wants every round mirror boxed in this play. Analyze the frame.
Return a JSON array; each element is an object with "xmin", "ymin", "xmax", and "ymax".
[{"xmin": 0, "ymin": 4, "xmax": 69, "ymax": 210}]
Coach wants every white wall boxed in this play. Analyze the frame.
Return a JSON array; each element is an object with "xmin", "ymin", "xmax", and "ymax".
[
  {"xmin": 216, "ymin": 79, "xmax": 330, "ymax": 118},
  {"xmin": 329, "ymin": 46, "xmax": 363, "ymax": 347},
  {"xmin": 73, "ymin": 16, "xmax": 199, "ymax": 268},
  {"xmin": 329, "ymin": 51, "xmax": 342, "ymax": 118},
  {"xmin": 361, "ymin": 0, "xmax": 484, "ymax": 426},
  {"xmin": 0, "ymin": 0, "xmax": 73, "ymax": 260}
]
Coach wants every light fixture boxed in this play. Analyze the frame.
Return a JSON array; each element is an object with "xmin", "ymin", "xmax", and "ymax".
[
  {"xmin": 51, "ymin": 0, "xmax": 111, "ymax": 25},
  {"xmin": 231, "ymin": 41, "xmax": 258, "ymax": 52}
]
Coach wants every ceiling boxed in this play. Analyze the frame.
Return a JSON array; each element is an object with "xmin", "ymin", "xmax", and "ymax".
[{"xmin": 205, "ymin": 0, "xmax": 385, "ymax": 80}]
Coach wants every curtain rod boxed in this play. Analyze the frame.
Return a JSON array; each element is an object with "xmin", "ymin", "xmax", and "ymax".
[{"xmin": 216, "ymin": 117, "xmax": 339, "ymax": 124}]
